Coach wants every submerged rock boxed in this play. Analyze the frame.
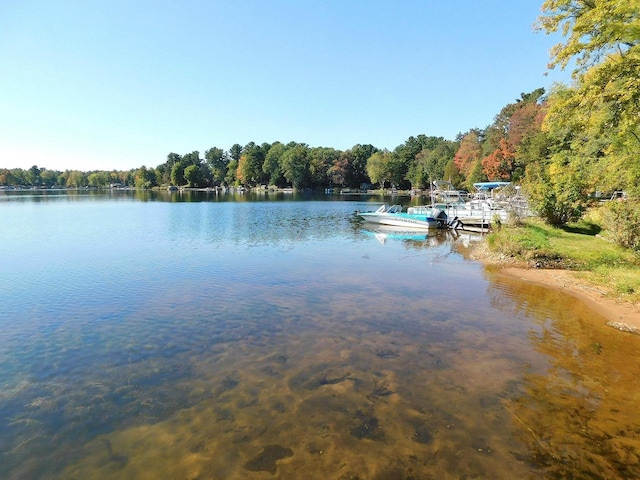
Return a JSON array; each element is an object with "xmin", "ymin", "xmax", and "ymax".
[
  {"xmin": 412, "ymin": 423, "xmax": 434, "ymax": 444},
  {"xmin": 244, "ymin": 444, "xmax": 293, "ymax": 474},
  {"xmin": 350, "ymin": 416, "xmax": 385, "ymax": 441}
]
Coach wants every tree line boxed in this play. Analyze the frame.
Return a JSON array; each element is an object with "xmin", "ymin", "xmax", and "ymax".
[
  {"xmin": 0, "ymin": 89, "xmax": 547, "ymax": 194},
  {"xmin": 1, "ymin": 1, "xmax": 638, "ymax": 236}
]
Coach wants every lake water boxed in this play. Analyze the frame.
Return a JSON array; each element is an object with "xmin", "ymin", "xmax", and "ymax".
[{"xmin": 1, "ymin": 190, "xmax": 639, "ymax": 479}]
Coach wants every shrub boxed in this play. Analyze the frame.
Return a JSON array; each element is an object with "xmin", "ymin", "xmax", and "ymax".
[
  {"xmin": 523, "ymin": 161, "xmax": 587, "ymax": 226},
  {"xmin": 601, "ymin": 198, "xmax": 640, "ymax": 252}
]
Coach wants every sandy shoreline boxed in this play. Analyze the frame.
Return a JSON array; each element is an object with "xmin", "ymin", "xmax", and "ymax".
[{"xmin": 472, "ymin": 247, "xmax": 640, "ymax": 335}]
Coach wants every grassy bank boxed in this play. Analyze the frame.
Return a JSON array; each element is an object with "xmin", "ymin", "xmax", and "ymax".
[{"xmin": 484, "ymin": 215, "xmax": 640, "ymax": 304}]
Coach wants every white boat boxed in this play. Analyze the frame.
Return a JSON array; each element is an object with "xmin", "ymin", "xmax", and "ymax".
[
  {"xmin": 359, "ymin": 181, "xmax": 531, "ymax": 232},
  {"xmin": 358, "ymin": 204, "xmax": 452, "ymax": 230},
  {"xmin": 431, "ymin": 201, "xmax": 507, "ymax": 229},
  {"xmin": 426, "ymin": 180, "xmax": 528, "ymax": 230}
]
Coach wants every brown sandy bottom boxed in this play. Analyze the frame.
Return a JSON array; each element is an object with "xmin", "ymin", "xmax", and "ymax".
[
  {"xmin": 498, "ymin": 266, "xmax": 640, "ymax": 333},
  {"xmin": 55, "ymin": 269, "xmax": 640, "ymax": 480},
  {"xmin": 481, "ymin": 267, "xmax": 640, "ymax": 479},
  {"xmin": 464, "ymin": 238, "xmax": 640, "ymax": 333},
  {"xmin": 59, "ymin": 317, "xmax": 539, "ymax": 479}
]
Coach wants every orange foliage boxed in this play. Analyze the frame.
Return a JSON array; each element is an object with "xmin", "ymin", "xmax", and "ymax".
[
  {"xmin": 482, "ymin": 138, "xmax": 515, "ymax": 180},
  {"xmin": 453, "ymin": 131, "xmax": 482, "ymax": 176},
  {"xmin": 236, "ymin": 155, "xmax": 247, "ymax": 183},
  {"xmin": 507, "ymin": 101, "xmax": 546, "ymax": 145}
]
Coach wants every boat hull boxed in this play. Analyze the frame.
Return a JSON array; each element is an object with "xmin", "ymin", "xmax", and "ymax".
[{"xmin": 358, "ymin": 212, "xmax": 443, "ymax": 230}]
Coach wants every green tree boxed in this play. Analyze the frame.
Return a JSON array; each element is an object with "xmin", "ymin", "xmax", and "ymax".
[
  {"xmin": 40, "ymin": 169, "xmax": 60, "ymax": 187},
  {"xmin": 56, "ymin": 171, "xmax": 68, "ymax": 187},
  {"xmin": 229, "ymin": 144, "xmax": 243, "ymax": 163},
  {"xmin": 13, "ymin": 168, "xmax": 28, "ymax": 186},
  {"xmin": 65, "ymin": 170, "xmax": 87, "ymax": 188},
  {"xmin": 123, "ymin": 170, "xmax": 136, "ymax": 187},
  {"xmin": 348, "ymin": 144, "xmax": 378, "ymax": 187},
  {"xmin": 199, "ymin": 162, "xmax": 213, "ymax": 187},
  {"xmin": 205, "ymin": 147, "xmax": 226, "ymax": 185},
  {"xmin": 537, "ymin": 0, "xmax": 640, "ymax": 194},
  {"xmin": 181, "ymin": 151, "xmax": 202, "ymax": 167},
  {"xmin": 406, "ymin": 149, "xmax": 430, "ymax": 190},
  {"xmin": 26, "ymin": 165, "xmax": 41, "ymax": 186},
  {"xmin": 281, "ymin": 143, "xmax": 310, "ymax": 189},
  {"xmin": 183, "ymin": 164, "xmax": 202, "ymax": 187},
  {"xmin": 443, "ymin": 159, "xmax": 464, "ymax": 188},
  {"xmin": 88, "ymin": 171, "xmax": 110, "ymax": 188},
  {"xmin": 239, "ymin": 142, "xmax": 268, "ymax": 185},
  {"xmin": 166, "ymin": 152, "xmax": 206, "ymax": 186},
  {"xmin": 134, "ymin": 166, "xmax": 157, "ymax": 188},
  {"xmin": 466, "ymin": 160, "xmax": 485, "ymax": 191},
  {"xmin": 159, "ymin": 153, "xmax": 181, "ymax": 185},
  {"xmin": 308, "ymin": 147, "xmax": 339, "ymax": 188},
  {"xmin": 524, "ymin": 155, "xmax": 587, "ymax": 225},
  {"xmin": 392, "ymin": 136, "xmax": 442, "ymax": 189},
  {"xmin": 263, "ymin": 142, "xmax": 286, "ymax": 186},
  {"xmin": 0, "ymin": 169, "xmax": 17, "ymax": 186},
  {"xmin": 171, "ymin": 161, "xmax": 186, "ymax": 186},
  {"xmin": 537, "ymin": 0, "xmax": 640, "ymax": 75},
  {"xmin": 387, "ymin": 152, "xmax": 407, "ymax": 188},
  {"xmin": 166, "ymin": 152, "xmax": 182, "ymax": 166},
  {"xmin": 406, "ymin": 140, "xmax": 456, "ymax": 189},
  {"xmin": 155, "ymin": 164, "xmax": 169, "ymax": 186},
  {"xmin": 366, "ymin": 150, "xmax": 393, "ymax": 189},
  {"xmin": 225, "ymin": 159, "xmax": 238, "ymax": 186}
]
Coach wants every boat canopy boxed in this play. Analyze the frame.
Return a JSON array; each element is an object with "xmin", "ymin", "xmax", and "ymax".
[
  {"xmin": 432, "ymin": 180, "xmax": 456, "ymax": 190},
  {"xmin": 473, "ymin": 182, "xmax": 510, "ymax": 191}
]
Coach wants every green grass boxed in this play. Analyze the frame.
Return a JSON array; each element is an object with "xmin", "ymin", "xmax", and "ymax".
[{"xmin": 486, "ymin": 217, "xmax": 640, "ymax": 303}]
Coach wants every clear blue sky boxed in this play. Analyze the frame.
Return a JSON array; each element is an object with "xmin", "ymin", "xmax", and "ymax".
[{"xmin": 1, "ymin": 0, "xmax": 571, "ymax": 172}]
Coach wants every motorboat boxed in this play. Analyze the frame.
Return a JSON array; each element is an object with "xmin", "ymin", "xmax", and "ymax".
[
  {"xmin": 426, "ymin": 180, "xmax": 523, "ymax": 230},
  {"xmin": 433, "ymin": 201, "xmax": 507, "ymax": 229},
  {"xmin": 358, "ymin": 204, "xmax": 453, "ymax": 230},
  {"xmin": 358, "ymin": 181, "xmax": 530, "ymax": 232}
]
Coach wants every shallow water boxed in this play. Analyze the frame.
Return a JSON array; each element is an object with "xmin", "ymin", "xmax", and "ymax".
[{"xmin": 1, "ymin": 190, "xmax": 639, "ymax": 479}]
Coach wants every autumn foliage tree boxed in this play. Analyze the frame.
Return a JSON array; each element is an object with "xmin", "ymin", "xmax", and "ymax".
[
  {"xmin": 453, "ymin": 130, "xmax": 483, "ymax": 179},
  {"xmin": 480, "ymin": 90, "xmax": 546, "ymax": 181},
  {"xmin": 482, "ymin": 138, "xmax": 515, "ymax": 180}
]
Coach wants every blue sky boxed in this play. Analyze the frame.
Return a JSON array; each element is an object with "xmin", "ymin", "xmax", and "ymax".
[{"xmin": 1, "ymin": 0, "xmax": 571, "ymax": 172}]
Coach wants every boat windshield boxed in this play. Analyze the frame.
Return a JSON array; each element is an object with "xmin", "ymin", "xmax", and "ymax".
[{"xmin": 406, "ymin": 206, "xmax": 436, "ymax": 215}]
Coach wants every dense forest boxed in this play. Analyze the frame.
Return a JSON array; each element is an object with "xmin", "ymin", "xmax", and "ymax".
[
  {"xmin": 2, "ymin": 1, "xmax": 638, "ymax": 230},
  {"xmin": 0, "ymin": 87, "xmax": 547, "ymax": 193}
]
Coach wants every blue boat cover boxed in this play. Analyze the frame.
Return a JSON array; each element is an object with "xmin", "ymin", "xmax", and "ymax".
[{"xmin": 473, "ymin": 182, "xmax": 510, "ymax": 191}]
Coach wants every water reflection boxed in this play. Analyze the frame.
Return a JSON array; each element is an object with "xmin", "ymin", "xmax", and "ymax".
[
  {"xmin": 0, "ymin": 188, "xmax": 388, "ymax": 203},
  {"xmin": 0, "ymin": 188, "xmax": 432, "ymax": 206},
  {"xmin": 484, "ymin": 268, "xmax": 640, "ymax": 479}
]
